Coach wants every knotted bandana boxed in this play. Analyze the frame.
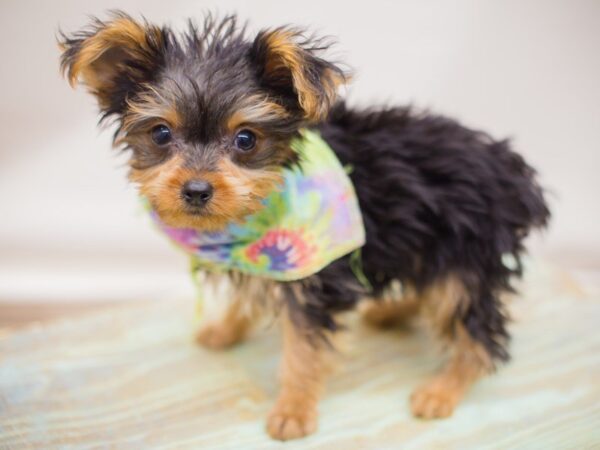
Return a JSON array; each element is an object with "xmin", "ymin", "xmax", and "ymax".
[{"xmin": 150, "ymin": 129, "xmax": 365, "ymax": 281}]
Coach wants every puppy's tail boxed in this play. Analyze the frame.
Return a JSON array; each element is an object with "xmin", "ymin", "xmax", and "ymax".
[{"xmin": 493, "ymin": 140, "xmax": 551, "ymax": 238}]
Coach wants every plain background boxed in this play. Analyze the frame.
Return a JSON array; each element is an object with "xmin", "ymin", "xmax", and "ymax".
[{"xmin": 1, "ymin": 0, "xmax": 599, "ymax": 303}]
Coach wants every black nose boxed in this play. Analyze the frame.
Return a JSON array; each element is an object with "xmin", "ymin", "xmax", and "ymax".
[{"xmin": 182, "ymin": 180, "xmax": 213, "ymax": 207}]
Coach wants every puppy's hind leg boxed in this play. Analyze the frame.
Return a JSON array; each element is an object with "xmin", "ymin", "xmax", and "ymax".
[
  {"xmin": 410, "ymin": 275, "xmax": 507, "ymax": 419},
  {"xmin": 360, "ymin": 282, "xmax": 421, "ymax": 328}
]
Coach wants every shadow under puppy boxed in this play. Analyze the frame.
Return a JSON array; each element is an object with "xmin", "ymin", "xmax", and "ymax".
[{"xmin": 59, "ymin": 12, "xmax": 550, "ymax": 441}]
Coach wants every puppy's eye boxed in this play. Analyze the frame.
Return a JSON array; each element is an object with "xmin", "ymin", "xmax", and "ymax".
[
  {"xmin": 151, "ymin": 124, "xmax": 172, "ymax": 146},
  {"xmin": 234, "ymin": 129, "xmax": 256, "ymax": 152}
]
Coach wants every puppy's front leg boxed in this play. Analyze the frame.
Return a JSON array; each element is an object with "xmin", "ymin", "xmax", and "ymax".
[
  {"xmin": 195, "ymin": 273, "xmax": 252, "ymax": 350},
  {"xmin": 267, "ymin": 305, "xmax": 333, "ymax": 441},
  {"xmin": 196, "ymin": 299, "xmax": 250, "ymax": 350}
]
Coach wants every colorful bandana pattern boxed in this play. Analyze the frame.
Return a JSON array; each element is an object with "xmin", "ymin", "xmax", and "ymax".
[{"xmin": 150, "ymin": 129, "xmax": 366, "ymax": 281}]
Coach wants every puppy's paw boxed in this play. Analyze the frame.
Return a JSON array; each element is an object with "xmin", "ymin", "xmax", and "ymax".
[
  {"xmin": 195, "ymin": 323, "xmax": 246, "ymax": 350},
  {"xmin": 410, "ymin": 381, "xmax": 461, "ymax": 419},
  {"xmin": 266, "ymin": 399, "xmax": 318, "ymax": 441}
]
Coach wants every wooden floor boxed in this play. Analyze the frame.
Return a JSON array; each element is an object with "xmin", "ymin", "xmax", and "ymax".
[{"xmin": 1, "ymin": 262, "xmax": 599, "ymax": 449}]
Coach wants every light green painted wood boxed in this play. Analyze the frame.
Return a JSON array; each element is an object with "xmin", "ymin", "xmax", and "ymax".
[{"xmin": 1, "ymin": 263, "xmax": 599, "ymax": 449}]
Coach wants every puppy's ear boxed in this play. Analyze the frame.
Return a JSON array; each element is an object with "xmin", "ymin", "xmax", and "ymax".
[
  {"xmin": 59, "ymin": 12, "xmax": 167, "ymax": 118},
  {"xmin": 250, "ymin": 27, "xmax": 347, "ymax": 122}
]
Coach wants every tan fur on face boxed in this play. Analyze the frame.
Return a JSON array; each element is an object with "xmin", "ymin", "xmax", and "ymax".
[
  {"xmin": 411, "ymin": 276, "xmax": 493, "ymax": 419},
  {"xmin": 129, "ymin": 155, "xmax": 283, "ymax": 232},
  {"xmin": 121, "ymin": 86, "xmax": 182, "ymax": 134},
  {"xmin": 261, "ymin": 29, "xmax": 345, "ymax": 122},
  {"xmin": 226, "ymin": 95, "xmax": 290, "ymax": 132}
]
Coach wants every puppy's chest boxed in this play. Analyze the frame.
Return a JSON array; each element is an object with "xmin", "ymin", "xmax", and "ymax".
[{"xmin": 196, "ymin": 270, "xmax": 283, "ymax": 322}]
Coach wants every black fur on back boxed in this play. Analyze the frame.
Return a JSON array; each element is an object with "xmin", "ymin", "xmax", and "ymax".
[{"xmin": 298, "ymin": 102, "xmax": 550, "ymax": 362}]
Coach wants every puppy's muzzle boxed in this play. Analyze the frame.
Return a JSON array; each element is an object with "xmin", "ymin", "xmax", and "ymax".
[{"xmin": 182, "ymin": 180, "xmax": 213, "ymax": 208}]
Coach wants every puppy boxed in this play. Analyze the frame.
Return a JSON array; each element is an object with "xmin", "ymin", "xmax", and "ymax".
[{"xmin": 59, "ymin": 12, "xmax": 550, "ymax": 441}]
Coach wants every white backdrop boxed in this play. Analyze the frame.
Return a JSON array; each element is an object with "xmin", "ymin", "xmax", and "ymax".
[{"xmin": 1, "ymin": 0, "xmax": 599, "ymax": 302}]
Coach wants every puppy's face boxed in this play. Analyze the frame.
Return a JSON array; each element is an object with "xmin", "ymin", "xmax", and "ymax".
[{"xmin": 60, "ymin": 13, "xmax": 345, "ymax": 231}]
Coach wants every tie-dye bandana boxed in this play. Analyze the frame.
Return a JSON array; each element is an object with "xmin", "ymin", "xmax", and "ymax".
[{"xmin": 150, "ymin": 129, "xmax": 365, "ymax": 281}]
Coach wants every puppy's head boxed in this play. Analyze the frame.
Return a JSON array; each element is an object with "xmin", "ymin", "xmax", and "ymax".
[{"xmin": 59, "ymin": 12, "xmax": 347, "ymax": 231}]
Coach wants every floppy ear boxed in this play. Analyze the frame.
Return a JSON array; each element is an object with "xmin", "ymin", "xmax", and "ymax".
[
  {"xmin": 59, "ymin": 12, "xmax": 167, "ymax": 118},
  {"xmin": 250, "ymin": 27, "xmax": 347, "ymax": 122}
]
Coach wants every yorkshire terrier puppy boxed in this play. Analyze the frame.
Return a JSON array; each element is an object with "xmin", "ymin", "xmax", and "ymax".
[{"xmin": 60, "ymin": 12, "xmax": 550, "ymax": 441}]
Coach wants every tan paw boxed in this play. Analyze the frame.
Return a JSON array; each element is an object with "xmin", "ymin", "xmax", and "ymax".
[
  {"xmin": 410, "ymin": 382, "xmax": 462, "ymax": 419},
  {"xmin": 266, "ymin": 402, "xmax": 318, "ymax": 441},
  {"xmin": 195, "ymin": 323, "xmax": 245, "ymax": 350}
]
